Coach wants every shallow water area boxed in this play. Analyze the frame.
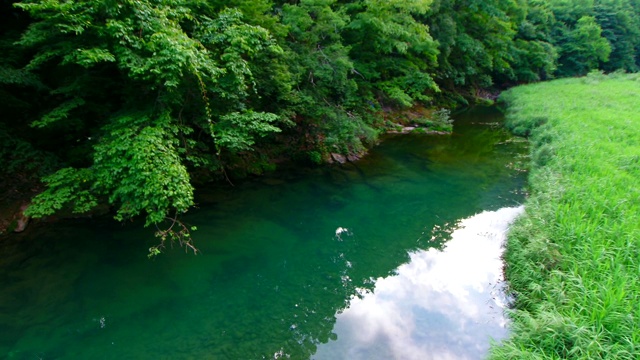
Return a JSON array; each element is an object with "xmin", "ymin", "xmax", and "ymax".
[{"xmin": 0, "ymin": 106, "xmax": 528, "ymax": 359}]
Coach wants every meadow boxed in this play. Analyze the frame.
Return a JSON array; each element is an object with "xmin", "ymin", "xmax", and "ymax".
[{"xmin": 490, "ymin": 72, "xmax": 640, "ymax": 359}]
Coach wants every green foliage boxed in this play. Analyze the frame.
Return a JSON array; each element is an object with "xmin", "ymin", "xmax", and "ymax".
[
  {"xmin": 540, "ymin": 0, "xmax": 640, "ymax": 76},
  {"xmin": 0, "ymin": 65, "xmax": 44, "ymax": 88},
  {"xmin": 195, "ymin": 8, "xmax": 282, "ymax": 105},
  {"xmin": 0, "ymin": 124, "xmax": 57, "ymax": 175},
  {"xmin": 426, "ymin": 0, "xmax": 520, "ymax": 90},
  {"xmin": 555, "ymin": 15, "xmax": 612, "ymax": 76},
  {"xmin": 92, "ymin": 112, "xmax": 194, "ymax": 225},
  {"xmin": 307, "ymin": 150, "xmax": 323, "ymax": 164},
  {"xmin": 344, "ymin": 0, "xmax": 439, "ymax": 107},
  {"xmin": 428, "ymin": 108, "xmax": 454, "ymax": 132},
  {"xmin": 0, "ymin": 124, "xmax": 60, "ymax": 212},
  {"xmin": 594, "ymin": 0, "xmax": 640, "ymax": 72},
  {"xmin": 3, "ymin": 0, "xmax": 640, "ymax": 252},
  {"xmin": 31, "ymin": 97, "xmax": 86, "ymax": 128},
  {"xmin": 25, "ymin": 167, "xmax": 98, "ymax": 217},
  {"xmin": 7, "ymin": 0, "xmax": 289, "ymax": 232},
  {"xmin": 26, "ymin": 111, "xmax": 196, "ymax": 227},
  {"xmin": 274, "ymin": 0, "xmax": 377, "ymax": 158},
  {"xmin": 510, "ymin": 39, "xmax": 558, "ymax": 82},
  {"xmin": 216, "ymin": 111, "xmax": 282, "ymax": 153}
]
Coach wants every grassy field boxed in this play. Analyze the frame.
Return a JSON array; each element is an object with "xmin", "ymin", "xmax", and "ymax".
[{"xmin": 489, "ymin": 72, "xmax": 640, "ymax": 359}]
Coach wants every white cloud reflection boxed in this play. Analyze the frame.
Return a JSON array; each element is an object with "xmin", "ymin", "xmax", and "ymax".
[{"xmin": 313, "ymin": 206, "xmax": 524, "ymax": 360}]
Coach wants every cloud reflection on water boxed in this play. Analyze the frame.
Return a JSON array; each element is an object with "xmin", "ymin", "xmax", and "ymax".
[{"xmin": 313, "ymin": 206, "xmax": 524, "ymax": 360}]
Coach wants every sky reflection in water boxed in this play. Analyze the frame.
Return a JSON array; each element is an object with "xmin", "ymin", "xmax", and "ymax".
[{"xmin": 313, "ymin": 206, "xmax": 524, "ymax": 360}]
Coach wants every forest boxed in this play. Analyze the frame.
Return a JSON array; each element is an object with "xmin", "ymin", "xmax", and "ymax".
[{"xmin": 1, "ymin": 0, "xmax": 639, "ymax": 239}]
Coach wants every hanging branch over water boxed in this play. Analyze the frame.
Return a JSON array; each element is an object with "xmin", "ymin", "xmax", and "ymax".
[{"xmin": 150, "ymin": 214, "xmax": 198, "ymax": 258}]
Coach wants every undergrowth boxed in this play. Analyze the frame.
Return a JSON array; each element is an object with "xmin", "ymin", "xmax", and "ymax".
[{"xmin": 490, "ymin": 72, "xmax": 640, "ymax": 359}]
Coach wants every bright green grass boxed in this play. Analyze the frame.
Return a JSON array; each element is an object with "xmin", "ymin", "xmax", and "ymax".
[{"xmin": 489, "ymin": 72, "xmax": 640, "ymax": 359}]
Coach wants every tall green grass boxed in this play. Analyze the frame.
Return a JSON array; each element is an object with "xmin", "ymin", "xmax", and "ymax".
[{"xmin": 490, "ymin": 72, "xmax": 640, "ymax": 359}]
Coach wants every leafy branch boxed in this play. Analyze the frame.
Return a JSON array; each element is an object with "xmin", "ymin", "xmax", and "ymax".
[{"xmin": 149, "ymin": 214, "xmax": 198, "ymax": 258}]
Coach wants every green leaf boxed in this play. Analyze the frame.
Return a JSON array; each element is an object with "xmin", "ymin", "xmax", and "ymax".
[
  {"xmin": 31, "ymin": 97, "xmax": 86, "ymax": 128},
  {"xmin": 63, "ymin": 48, "xmax": 116, "ymax": 68}
]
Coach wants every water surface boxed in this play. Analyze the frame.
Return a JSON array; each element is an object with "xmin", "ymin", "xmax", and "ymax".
[
  {"xmin": 312, "ymin": 206, "xmax": 524, "ymax": 360},
  {"xmin": 0, "ymin": 106, "xmax": 528, "ymax": 359}
]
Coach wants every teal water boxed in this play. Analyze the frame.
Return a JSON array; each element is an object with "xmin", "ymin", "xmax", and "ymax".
[{"xmin": 0, "ymin": 106, "xmax": 528, "ymax": 359}]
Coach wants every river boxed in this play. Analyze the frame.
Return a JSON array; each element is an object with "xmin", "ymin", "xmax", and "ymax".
[{"xmin": 0, "ymin": 106, "xmax": 528, "ymax": 359}]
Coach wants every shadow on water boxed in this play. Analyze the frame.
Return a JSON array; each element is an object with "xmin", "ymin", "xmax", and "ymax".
[{"xmin": 0, "ymin": 106, "xmax": 528, "ymax": 359}]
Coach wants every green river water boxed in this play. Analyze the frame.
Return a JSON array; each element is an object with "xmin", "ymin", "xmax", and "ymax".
[{"xmin": 1, "ymin": 106, "xmax": 528, "ymax": 359}]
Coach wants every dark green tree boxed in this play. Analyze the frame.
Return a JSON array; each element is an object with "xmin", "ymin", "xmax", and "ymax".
[
  {"xmin": 594, "ymin": 0, "xmax": 640, "ymax": 72},
  {"xmin": 547, "ymin": 0, "xmax": 612, "ymax": 76},
  {"xmin": 342, "ymin": 0, "xmax": 440, "ymax": 108},
  {"xmin": 508, "ymin": 0, "xmax": 558, "ymax": 82},
  {"xmin": 279, "ymin": 0, "xmax": 371, "ymax": 157},
  {"xmin": 12, "ymin": 0, "xmax": 289, "ymax": 253},
  {"xmin": 423, "ymin": 0, "xmax": 557, "ymax": 99}
]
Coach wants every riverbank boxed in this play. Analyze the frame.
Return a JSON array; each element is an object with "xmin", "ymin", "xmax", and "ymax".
[
  {"xmin": 0, "ymin": 103, "xmax": 455, "ymax": 237},
  {"xmin": 490, "ymin": 72, "xmax": 640, "ymax": 358}
]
